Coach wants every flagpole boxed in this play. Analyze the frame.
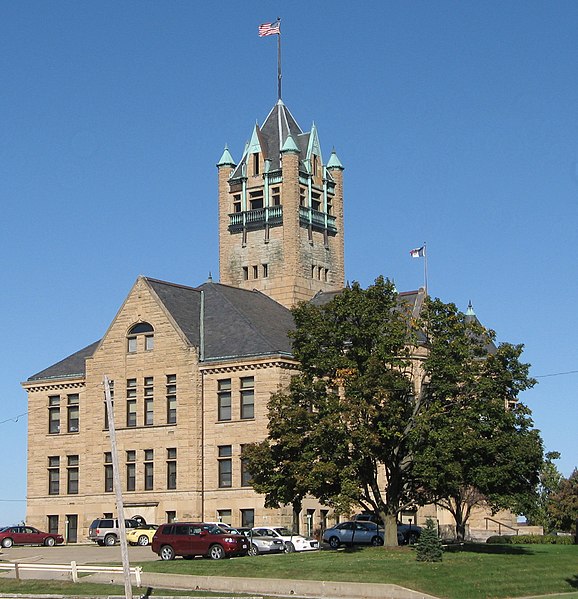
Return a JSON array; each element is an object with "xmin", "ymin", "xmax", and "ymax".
[
  {"xmin": 423, "ymin": 242, "xmax": 428, "ymax": 296},
  {"xmin": 277, "ymin": 18, "xmax": 282, "ymax": 100}
]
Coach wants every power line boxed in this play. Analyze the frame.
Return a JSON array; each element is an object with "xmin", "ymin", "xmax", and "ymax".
[{"xmin": 534, "ymin": 370, "xmax": 578, "ymax": 379}]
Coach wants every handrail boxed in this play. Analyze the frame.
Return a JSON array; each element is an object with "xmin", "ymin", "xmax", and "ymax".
[
  {"xmin": 484, "ymin": 517, "xmax": 519, "ymax": 535},
  {"xmin": 0, "ymin": 561, "xmax": 142, "ymax": 585}
]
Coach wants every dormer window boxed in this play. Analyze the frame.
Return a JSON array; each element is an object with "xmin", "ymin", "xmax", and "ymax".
[{"xmin": 127, "ymin": 322, "xmax": 154, "ymax": 353}]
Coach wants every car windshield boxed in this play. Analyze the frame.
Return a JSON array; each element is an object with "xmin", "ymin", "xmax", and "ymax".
[{"xmin": 273, "ymin": 527, "xmax": 294, "ymax": 536}]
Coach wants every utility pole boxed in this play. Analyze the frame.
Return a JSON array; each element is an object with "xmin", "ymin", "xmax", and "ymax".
[{"xmin": 104, "ymin": 375, "xmax": 133, "ymax": 599}]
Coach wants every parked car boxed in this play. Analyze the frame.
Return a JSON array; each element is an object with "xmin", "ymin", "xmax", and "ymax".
[
  {"xmin": 323, "ymin": 521, "xmax": 387, "ymax": 548},
  {"xmin": 236, "ymin": 527, "xmax": 286, "ymax": 556},
  {"xmin": 0, "ymin": 525, "xmax": 64, "ymax": 548},
  {"xmin": 151, "ymin": 522, "xmax": 249, "ymax": 560},
  {"xmin": 88, "ymin": 518, "xmax": 140, "ymax": 546},
  {"xmin": 251, "ymin": 526, "xmax": 319, "ymax": 552},
  {"xmin": 126, "ymin": 524, "xmax": 158, "ymax": 546},
  {"xmin": 323, "ymin": 520, "xmax": 421, "ymax": 548}
]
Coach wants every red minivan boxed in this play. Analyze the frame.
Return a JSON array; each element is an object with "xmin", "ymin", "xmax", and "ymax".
[{"xmin": 151, "ymin": 522, "xmax": 248, "ymax": 560}]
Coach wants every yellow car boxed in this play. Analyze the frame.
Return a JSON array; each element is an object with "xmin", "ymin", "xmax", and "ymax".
[{"xmin": 126, "ymin": 524, "xmax": 158, "ymax": 546}]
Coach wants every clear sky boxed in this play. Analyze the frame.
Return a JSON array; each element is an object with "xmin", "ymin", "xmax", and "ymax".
[{"xmin": 1, "ymin": 1, "xmax": 577, "ymax": 526}]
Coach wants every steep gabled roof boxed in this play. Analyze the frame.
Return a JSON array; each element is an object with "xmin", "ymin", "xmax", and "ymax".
[{"xmin": 26, "ymin": 278, "xmax": 295, "ymax": 382}]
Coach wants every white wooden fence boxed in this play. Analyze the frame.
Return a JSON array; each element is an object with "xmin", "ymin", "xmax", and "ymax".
[{"xmin": 0, "ymin": 561, "xmax": 142, "ymax": 586}]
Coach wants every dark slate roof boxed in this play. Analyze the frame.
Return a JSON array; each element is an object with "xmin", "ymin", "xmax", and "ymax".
[
  {"xmin": 27, "ymin": 340, "xmax": 101, "ymax": 382},
  {"xmin": 231, "ymin": 100, "xmax": 308, "ymax": 177},
  {"xmin": 199, "ymin": 282, "xmax": 294, "ymax": 361},
  {"xmin": 27, "ymin": 278, "xmax": 295, "ymax": 382}
]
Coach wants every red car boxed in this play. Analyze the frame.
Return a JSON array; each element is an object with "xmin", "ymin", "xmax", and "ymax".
[
  {"xmin": 0, "ymin": 525, "xmax": 64, "ymax": 548},
  {"xmin": 151, "ymin": 522, "xmax": 248, "ymax": 560}
]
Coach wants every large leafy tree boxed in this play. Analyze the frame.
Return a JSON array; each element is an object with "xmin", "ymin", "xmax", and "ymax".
[
  {"xmin": 412, "ymin": 299, "xmax": 543, "ymax": 541},
  {"xmin": 247, "ymin": 277, "xmax": 422, "ymax": 545}
]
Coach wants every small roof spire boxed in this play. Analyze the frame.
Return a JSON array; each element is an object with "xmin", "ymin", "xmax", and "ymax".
[
  {"xmin": 280, "ymin": 133, "xmax": 299, "ymax": 154},
  {"xmin": 207, "ymin": 271, "xmax": 213, "ymax": 282},
  {"xmin": 217, "ymin": 145, "xmax": 236, "ymax": 167},
  {"xmin": 466, "ymin": 301, "xmax": 475, "ymax": 317},
  {"xmin": 327, "ymin": 148, "xmax": 344, "ymax": 170}
]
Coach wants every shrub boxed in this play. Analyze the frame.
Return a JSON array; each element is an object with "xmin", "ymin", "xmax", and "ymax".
[
  {"xmin": 486, "ymin": 535, "xmax": 512, "ymax": 544},
  {"xmin": 509, "ymin": 534, "xmax": 574, "ymax": 545},
  {"xmin": 416, "ymin": 518, "xmax": 443, "ymax": 562}
]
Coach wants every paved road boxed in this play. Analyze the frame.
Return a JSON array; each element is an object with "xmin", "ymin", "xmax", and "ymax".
[{"xmin": 0, "ymin": 542, "xmax": 157, "ymax": 565}]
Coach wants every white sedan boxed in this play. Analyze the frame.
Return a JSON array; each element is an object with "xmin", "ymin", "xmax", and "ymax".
[{"xmin": 251, "ymin": 526, "xmax": 319, "ymax": 552}]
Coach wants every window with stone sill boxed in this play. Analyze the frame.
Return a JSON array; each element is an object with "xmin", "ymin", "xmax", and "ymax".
[{"xmin": 127, "ymin": 322, "xmax": 154, "ymax": 353}]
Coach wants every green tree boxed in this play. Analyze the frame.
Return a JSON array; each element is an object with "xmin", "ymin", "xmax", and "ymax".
[
  {"xmin": 270, "ymin": 277, "xmax": 419, "ymax": 546},
  {"xmin": 412, "ymin": 299, "xmax": 543, "ymax": 541},
  {"xmin": 524, "ymin": 451, "xmax": 563, "ymax": 532},
  {"xmin": 416, "ymin": 518, "xmax": 443, "ymax": 562},
  {"xmin": 549, "ymin": 468, "xmax": 578, "ymax": 533}
]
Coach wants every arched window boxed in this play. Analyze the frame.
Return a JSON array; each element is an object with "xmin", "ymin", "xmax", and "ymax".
[{"xmin": 127, "ymin": 322, "xmax": 154, "ymax": 353}]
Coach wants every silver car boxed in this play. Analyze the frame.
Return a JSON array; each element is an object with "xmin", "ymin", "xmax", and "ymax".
[
  {"xmin": 322, "ymin": 521, "xmax": 390, "ymax": 548},
  {"xmin": 237, "ymin": 528, "xmax": 286, "ymax": 556}
]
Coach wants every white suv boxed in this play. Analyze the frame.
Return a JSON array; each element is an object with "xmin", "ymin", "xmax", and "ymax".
[
  {"xmin": 251, "ymin": 526, "xmax": 319, "ymax": 552},
  {"xmin": 88, "ymin": 518, "xmax": 140, "ymax": 546}
]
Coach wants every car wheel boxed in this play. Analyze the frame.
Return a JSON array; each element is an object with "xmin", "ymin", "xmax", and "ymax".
[
  {"xmin": 44, "ymin": 537, "xmax": 56, "ymax": 547},
  {"xmin": 371, "ymin": 536, "xmax": 383, "ymax": 546},
  {"xmin": 137, "ymin": 535, "xmax": 149, "ymax": 546},
  {"xmin": 248, "ymin": 543, "xmax": 259, "ymax": 556},
  {"xmin": 104, "ymin": 534, "xmax": 117, "ymax": 546},
  {"xmin": 209, "ymin": 544, "xmax": 225, "ymax": 560},
  {"xmin": 285, "ymin": 541, "xmax": 296, "ymax": 553},
  {"xmin": 160, "ymin": 545, "xmax": 175, "ymax": 561},
  {"xmin": 1, "ymin": 538, "xmax": 13, "ymax": 549},
  {"xmin": 328, "ymin": 536, "xmax": 340, "ymax": 549}
]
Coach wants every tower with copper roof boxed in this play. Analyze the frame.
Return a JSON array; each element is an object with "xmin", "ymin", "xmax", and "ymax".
[{"xmin": 217, "ymin": 99, "xmax": 344, "ymax": 308}]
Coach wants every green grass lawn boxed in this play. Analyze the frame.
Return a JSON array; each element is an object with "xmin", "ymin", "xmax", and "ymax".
[
  {"xmin": 1, "ymin": 544, "xmax": 577, "ymax": 598},
  {"xmin": 137, "ymin": 544, "xmax": 578, "ymax": 599}
]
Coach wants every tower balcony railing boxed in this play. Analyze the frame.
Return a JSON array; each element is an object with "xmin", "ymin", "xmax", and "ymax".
[
  {"xmin": 229, "ymin": 206, "xmax": 283, "ymax": 232},
  {"xmin": 299, "ymin": 207, "xmax": 337, "ymax": 234}
]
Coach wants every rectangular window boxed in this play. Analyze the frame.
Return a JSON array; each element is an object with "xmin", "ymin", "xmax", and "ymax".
[
  {"xmin": 249, "ymin": 189, "xmax": 263, "ymax": 209},
  {"xmin": 262, "ymin": 263, "xmax": 269, "ymax": 278},
  {"xmin": 104, "ymin": 452, "xmax": 113, "ymax": 493},
  {"xmin": 48, "ymin": 456, "xmax": 60, "ymax": 495},
  {"xmin": 217, "ymin": 379, "xmax": 232, "ymax": 421},
  {"xmin": 271, "ymin": 187, "xmax": 281, "ymax": 206},
  {"xmin": 126, "ymin": 451, "xmax": 136, "ymax": 492},
  {"xmin": 233, "ymin": 193, "xmax": 241, "ymax": 213},
  {"xmin": 252, "ymin": 153, "xmax": 260, "ymax": 176},
  {"xmin": 126, "ymin": 400, "xmax": 137, "ymax": 427},
  {"xmin": 47, "ymin": 515, "xmax": 59, "ymax": 535},
  {"xmin": 127, "ymin": 336, "xmax": 137, "ymax": 353},
  {"xmin": 166, "ymin": 511, "xmax": 176, "ymax": 523},
  {"xmin": 241, "ymin": 509, "xmax": 255, "ymax": 529},
  {"xmin": 167, "ymin": 448, "xmax": 177, "ymax": 490},
  {"xmin": 252, "ymin": 265, "xmax": 259, "ymax": 279},
  {"xmin": 218, "ymin": 509, "xmax": 232, "ymax": 525},
  {"xmin": 48, "ymin": 396, "xmax": 60, "ymax": 434},
  {"xmin": 67, "ymin": 394, "xmax": 79, "ymax": 433},
  {"xmin": 166, "ymin": 374, "xmax": 177, "ymax": 424},
  {"xmin": 240, "ymin": 445, "xmax": 252, "ymax": 487},
  {"xmin": 144, "ymin": 449, "xmax": 154, "ymax": 491},
  {"xmin": 144, "ymin": 376, "xmax": 154, "ymax": 426},
  {"xmin": 311, "ymin": 191, "xmax": 321, "ymax": 211},
  {"xmin": 145, "ymin": 335, "xmax": 154, "ymax": 351},
  {"xmin": 240, "ymin": 377, "xmax": 255, "ymax": 420},
  {"xmin": 67, "ymin": 455, "xmax": 79, "ymax": 495},
  {"xmin": 242, "ymin": 266, "xmax": 249, "ymax": 281},
  {"xmin": 218, "ymin": 445, "xmax": 232, "ymax": 488}
]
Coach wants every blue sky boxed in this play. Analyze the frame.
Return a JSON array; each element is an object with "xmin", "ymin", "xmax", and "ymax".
[{"xmin": 1, "ymin": 1, "xmax": 577, "ymax": 525}]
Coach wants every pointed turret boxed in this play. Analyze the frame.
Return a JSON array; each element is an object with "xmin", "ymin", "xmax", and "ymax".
[{"xmin": 217, "ymin": 145, "xmax": 236, "ymax": 168}]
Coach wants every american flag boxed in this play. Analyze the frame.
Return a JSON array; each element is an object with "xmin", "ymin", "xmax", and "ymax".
[{"xmin": 259, "ymin": 21, "xmax": 280, "ymax": 37}]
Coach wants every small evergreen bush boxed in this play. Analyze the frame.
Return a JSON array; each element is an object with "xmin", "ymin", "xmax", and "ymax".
[{"xmin": 416, "ymin": 518, "xmax": 443, "ymax": 562}]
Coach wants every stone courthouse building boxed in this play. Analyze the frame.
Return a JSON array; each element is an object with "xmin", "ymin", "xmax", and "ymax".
[
  {"xmin": 21, "ymin": 98, "xmax": 360, "ymax": 542},
  {"xmin": 22, "ymin": 97, "xmax": 514, "ymax": 543}
]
